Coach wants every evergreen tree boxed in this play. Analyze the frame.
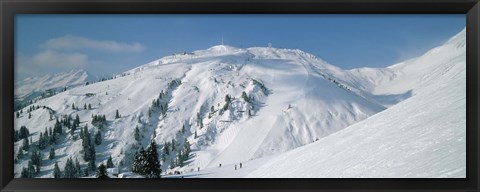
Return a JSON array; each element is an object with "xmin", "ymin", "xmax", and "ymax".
[
  {"xmin": 94, "ymin": 130, "xmax": 102, "ymax": 145},
  {"xmin": 134, "ymin": 126, "xmax": 141, "ymax": 141},
  {"xmin": 84, "ymin": 104, "xmax": 87, "ymax": 110},
  {"xmin": 21, "ymin": 161, "xmax": 35, "ymax": 178},
  {"xmin": 242, "ymin": 91, "xmax": 249, "ymax": 102},
  {"xmin": 74, "ymin": 114, "xmax": 80, "ymax": 127},
  {"xmin": 21, "ymin": 167, "xmax": 30, "ymax": 178},
  {"xmin": 38, "ymin": 133, "xmax": 45, "ymax": 150},
  {"xmin": 30, "ymin": 149, "xmax": 42, "ymax": 173},
  {"xmin": 97, "ymin": 163, "xmax": 109, "ymax": 178},
  {"xmin": 163, "ymin": 142, "xmax": 170, "ymax": 155},
  {"xmin": 88, "ymin": 144, "xmax": 96, "ymax": 172},
  {"xmin": 63, "ymin": 157, "xmax": 76, "ymax": 178},
  {"xmin": 75, "ymin": 158, "xmax": 81, "ymax": 177},
  {"xmin": 19, "ymin": 126, "xmax": 29, "ymax": 139},
  {"xmin": 88, "ymin": 104, "xmax": 92, "ymax": 110},
  {"xmin": 132, "ymin": 147, "xmax": 146, "ymax": 175},
  {"xmin": 106, "ymin": 155, "xmax": 114, "ymax": 168},
  {"xmin": 54, "ymin": 119, "xmax": 63, "ymax": 135},
  {"xmin": 16, "ymin": 147, "xmax": 24, "ymax": 159},
  {"xmin": 28, "ymin": 160, "xmax": 36, "ymax": 177},
  {"xmin": 14, "ymin": 130, "xmax": 19, "ymax": 142},
  {"xmin": 53, "ymin": 162, "xmax": 61, "ymax": 178},
  {"xmin": 144, "ymin": 140, "xmax": 161, "ymax": 178},
  {"xmin": 115, "ymin": 110, "xmax": 120, "ymax": 119},
  {"xmin": 16, "ymin": 112, "xmax": 20, "ymax": 118},
  {"xmin": 72, "ymin": 103, "xmax": 75, "ymax": 110},
  {"xmin": 84, "ymin": 167, "xmax": 90, "ymax": 177},
  {"xmin": 28, "ymin": 112, "xmax": 32, "ymax": 119},
  {"xmin": 22, "ymin": 138, "xmax": 29, "ymax": 151},
  {"xmin": 49, "ymin": 148, "xmax": 55, "ymax": 159},
  {"xmin": 80, "ymin": 125, "xmax": 85, "ymax": 139},
  {"xmin": 223, "ymin": 94, "xmax": 231, "ymax": 111}
]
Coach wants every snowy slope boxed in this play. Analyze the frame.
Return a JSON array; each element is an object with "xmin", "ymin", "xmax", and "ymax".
[
  {"xmin": 332, "ymin": 28, "xmax": 466, "ymax": 107},
  {"xmin": 14, "ymin": 44, "xmax": 384, "ymax": 177},
  {"xmin": 247, "ymin": 28, "xmax": 466, "ymax": 178}
]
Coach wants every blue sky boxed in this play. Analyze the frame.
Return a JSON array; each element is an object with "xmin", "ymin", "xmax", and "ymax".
[{"xmin": 15, "ymin": 14, "xmax": 465, "ymax": 81}]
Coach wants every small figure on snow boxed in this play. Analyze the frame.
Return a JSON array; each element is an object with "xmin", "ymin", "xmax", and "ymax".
[{"xmin": 240, "ymin": 163, "xmax": 242, "ymax": 169}]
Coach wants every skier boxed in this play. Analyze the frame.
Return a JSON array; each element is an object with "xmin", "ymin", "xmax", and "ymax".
[
  {"xmin": 240, "ymin": 163, "xmax": 242, "ymax": 169},
  {"xmin": 219, "ymin": 163, "xmax": 222, "ymax": 167},
  {"xmin": 197, "ymin": 167, "xmax": 200, "ymax": 172}
]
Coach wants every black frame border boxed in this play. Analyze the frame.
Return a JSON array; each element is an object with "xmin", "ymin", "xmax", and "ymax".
[{"xmin": 1, "ymin": 0, "xmax": 479, "ymax": 192}]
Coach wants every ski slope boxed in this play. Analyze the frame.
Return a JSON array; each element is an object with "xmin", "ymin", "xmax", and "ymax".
[{"xmin": 163, "ymin": 27, "xmax": 466, "ymax": 178}]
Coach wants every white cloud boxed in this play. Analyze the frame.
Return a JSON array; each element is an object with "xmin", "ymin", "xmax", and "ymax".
[
  {"xmin": 42, "ymin": 35, "xmax": 146, "ymax": 52},
  {"xmin": 33, "ymin": 49, "xmax": 89, "ymax": 68}
]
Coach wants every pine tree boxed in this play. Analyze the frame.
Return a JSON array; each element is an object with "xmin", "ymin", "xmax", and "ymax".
[
  {"xmin": 14, "ymin": 130, "xmax": 19, "ymax": 142},
  {"xmin": 64, "ymin": 157, "xmax": 76, "ymax": 178},
  {"xmin": 21, "ymin": 167, "xmax": 30, "ymax": 178},
  {"xmin": 144, "ymin": 140, "xmax": 161, "ymax": 178},
  {"xmin": 134, "ymin": 126, "xmax": 141, "ymax": 141},
  {"xmin": 22, "ymin": 138, "xmax": 29, "ymax": 151},
  {"xmin": 39, "ymin": 133, "xmax": 45, "ymax": 150},
  {"xmin": 16, "ymin": 112, "xmax": 20, "ymax": 118},
  {"xmin": 28, "ymin": 112, "xmax": 32, "ymax": 119},
  {"xmin": 28, "ymin": 160, "xmax": 36, "ymax": 177},
  {"xmin": 19, "ymin": 126, "xmax": 29, "ymax": 139},
  {"xmin": 84, "ymin": 167, "xmax": 90, "ymax": 177},
  {"xmin": 132, "ymin": 147, "xmax": 146, "ymax": 175},
  {"xmin": 74, "ymin": 114, "xmax": 80, "ymax": 126},
  {"xmin": 21, "ymin": 161, "xmax": 35, "ymax": 178},
  {"xmin": 75, "ymin": 158, "xmax": 81, "ymax": 177},
  {"xmin": 115, "ymin": 110, "xmax": 120, "ymax": 119},
  {"xmin": 72, "ymin": 103, "xmax": 75, "ymax": 110},
  {"xmin": 106, "ymin": 155, "xmax": 114, "ymax": 168},
  {"xmin": 30, "ymin": 149, "xmax": 42, "ymax": 173},
  {"xmin": 84, "ymin": 104, "xmax": 87, "ymax": 110},
  {"xmin": 242, "ymin": 91, "xmax": 249, "ymax": 102},
  {"xmin": 88, "ymin": 144, "xmax": 96, "ymax": 172},
  {"xmin": 94, "ymin": 130, "xmax": 102, "ymax": 145},
  {"xmin": 163, "ymin": 142, "xmax": 169, "ymax": 155},
  {"xmin": 53, "ymin": 162, "xmax": 61, "ymax": 178},
  {"xmin": 16, "ymin": 147, "xmax": 24, "ymax": 159},
  {"xmin": 49, "ymin": 148, "xmax": 55, "ymax": 159},
  {"xmin": 97, "ymin": 163, "xmax": 109, "ymax": 178},
  {"xmin": 88, "ymin": 104, "xmax": 92, "ymax": 110}
]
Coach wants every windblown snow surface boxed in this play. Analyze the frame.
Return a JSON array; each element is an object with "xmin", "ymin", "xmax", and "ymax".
[{"xmin": 14, "ymin": 28, "xmax": 466, "ymax": 178}]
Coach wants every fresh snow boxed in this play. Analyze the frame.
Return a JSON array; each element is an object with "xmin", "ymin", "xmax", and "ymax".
[{"xmin": 13, "ymin": 28, "xmax": 466, "ymax": 178}]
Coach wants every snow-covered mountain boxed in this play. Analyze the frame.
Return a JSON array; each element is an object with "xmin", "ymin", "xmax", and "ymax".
[
  {"xmin": 13, "ymin": 28, "xmax": 466, "ymax": 178},
  {"xmin": 14, "ymin": 69, "xmax": 96, "ymax": 110},
  {"xmin": 246, "ymin": 28, "xmax": 466, "ymax": 178}
]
